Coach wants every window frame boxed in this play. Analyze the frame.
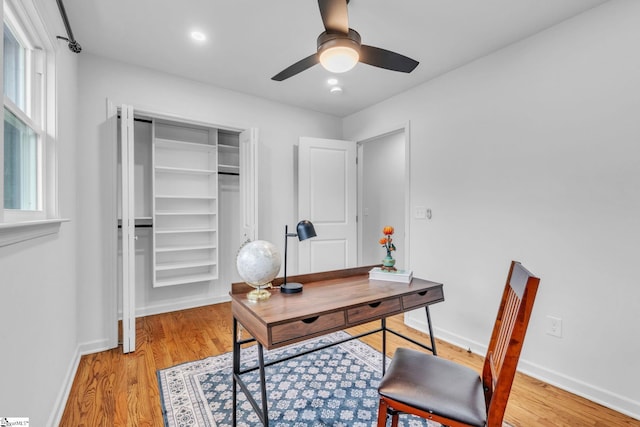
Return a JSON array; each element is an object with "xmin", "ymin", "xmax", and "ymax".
[{"xmin": 1, "ymin": 0, "xmax": 64, "ymax": 246}]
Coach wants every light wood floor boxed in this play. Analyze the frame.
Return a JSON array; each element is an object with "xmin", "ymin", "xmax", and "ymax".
[{"xmin": 60, "ymin": 303, "xmax": 638, "ymax": 426}]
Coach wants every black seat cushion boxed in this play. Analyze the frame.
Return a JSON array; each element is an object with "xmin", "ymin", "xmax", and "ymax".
[{"xmin": 378, "ymin": 348, "xmax": 487, "ymax": 427}]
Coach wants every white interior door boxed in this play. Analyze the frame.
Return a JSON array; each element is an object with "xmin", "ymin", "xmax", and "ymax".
[
  {"xmin": 239, "ymin": 128, "xmax": 258, "ymax": 241},
  {"xmin": 298, "ymin": 137, "xmax": 357, "ymax": 273},
  {"xmin": 120, "ymin": 104, "xmax": 136, "ymax": 353}
]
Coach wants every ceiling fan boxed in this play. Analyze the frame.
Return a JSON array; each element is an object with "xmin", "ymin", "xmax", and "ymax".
[{"xmin": 271, "ymin": 0, "xmax": 419, "ymax": 81}]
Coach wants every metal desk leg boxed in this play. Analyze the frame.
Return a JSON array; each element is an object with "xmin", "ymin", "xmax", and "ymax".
[
  {"xmin": 381, "ymin": 317, "xmax": 387, "ymax": 376},
  {"xmin": 425, "ymin": 306, "xmax": 437, "ymax": 356},
  {"xmin": 257, "ymin": 343, "xmax": 269, "ymax": 426},
  {"xmin": 232, "ymin": 318, "xmax": 240, "ymax": 426}
]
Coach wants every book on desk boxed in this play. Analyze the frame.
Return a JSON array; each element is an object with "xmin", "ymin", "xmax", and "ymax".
[{"xmin": 369, "ymin": 267, "xmax": 413, "ymax": 283}]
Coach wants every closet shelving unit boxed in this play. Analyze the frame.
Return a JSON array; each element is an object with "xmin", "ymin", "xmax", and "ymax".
[
  {"xmin": 218, "ymin": 130, "xmax": 240, "ymax": 175},
  {"xmin": 152, "ymin": 123, "xmax": 219, "ymax": 287}
]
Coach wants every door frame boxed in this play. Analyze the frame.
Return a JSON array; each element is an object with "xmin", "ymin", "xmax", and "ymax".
[
  {"xmin": 120, "ymin": 104, "xmax": 136, "ymax": 353},
  {"xmin": 356, "ymin": 121, "xmax": 412, "ymax": 270},
  {"xmin": 104, "ymin": 99, "xmax": 258, "ymax": 351}
]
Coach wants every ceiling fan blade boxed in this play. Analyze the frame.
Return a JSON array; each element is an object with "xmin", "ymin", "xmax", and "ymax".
[
  {"xmin": 271, "ymin": 53, "xmax": 319, "ymax": 81},
  {"xmin": 318, "ymin": 0, "xmax": 349, "ymax": 34},
  {"xmin": 359, "ymin": 45, "xmax": 419, "ymax": 73}
]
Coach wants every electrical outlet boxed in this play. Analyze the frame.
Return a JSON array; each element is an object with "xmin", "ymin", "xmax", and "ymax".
[{"xmin": 546, "ymin": 315, "xmax": 563, "ymax": 338}]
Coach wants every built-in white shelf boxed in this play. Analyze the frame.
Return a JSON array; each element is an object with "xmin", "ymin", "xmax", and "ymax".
[
  {"xmin": 219, "ymin": 164, "xmax": 240, "ymax": 174},
  {"xmin": 155, "ymin": 211, "xmax": 215, "ymax": 216},
  {"xmin": 155, "ymin": 260, "xmax": 217, "ymax": 271},
  {"xmin": 155, "ymin": 243, "xmax": 217, "ymax": 253},
  {"xmin": 155, "ymin": 228, "xmax": 216, "ymax": 234},
  {"xmin": 155, "ymin": 138, "xmax": 216, "ymax": 152},
  {"xmin": 152, "ymin": 123, "xmax": 219, "ymax": 288},
  {"xmin": 155, "ymin": 166, "xmax": 216, "ymax": 175},
  {"xmin": 218, "ymin": 132, "xmax": 239, "ymax": 176},
  {"xmin": 155, "ymin": 195, "xmax": 216, "ymax": 200},
  {"xmin": 155, "ymin": 273, "xmax": 218, "ymax": 288}
]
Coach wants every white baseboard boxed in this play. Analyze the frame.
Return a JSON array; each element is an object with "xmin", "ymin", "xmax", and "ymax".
[
  {"xmin": 114, "ymin": 295, "xmax": 232, "ymax": 320},
  {"xmin": 48, "ymin": 338, "xmax": 120, "ymax": 426},
  {"xmin": 47, "ymin": 345, "xmax": 81, "ymax": 427},
  {"xmin": 519, "ymin": 358, "xmax": 640, "ymax": 421},
  {"xmin": 405, "ymin": 316, "xmax": 640, "ymax": 421},
  {"xmin": 55, "ymin": 297, "xmax": 232, "ymax": 425},
  {"xmin": 134, "ymin": 295, "xmax": 231, "ymax": 318},
  {"xmin": 78, "ymin": 337, "xmax": 116, "ymax": 355}
]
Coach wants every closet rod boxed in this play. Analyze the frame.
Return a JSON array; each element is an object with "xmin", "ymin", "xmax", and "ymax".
[
  {"xmin": 219, "ymin": 172, "xmax": 240, "ymax": 176},
  {"xmin": 117, "ymin": 224, "xmax": 153, "ymax": 229},
  {"xmin": 116, "ymin": 115, "xmax": 153, "ymax": 124},
  {"xmin": 55, "ymin": 0, "xmax": 82, "ymax": 53}
]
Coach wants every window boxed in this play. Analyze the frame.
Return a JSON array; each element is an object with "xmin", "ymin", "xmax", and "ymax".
[
  {"xmin": 1, "ymin": 0, "xmax": 62, "ymax": 246},
  {"xmin": 3, "ymin": 2, "xmax": 46, "ymax": 218},
  {"xmin": 3, "ymin": 21, "xmax": 26, "ymax": 110},
  {"xmin": 4, "ymin": 108, "xmax": 39, "ymax": 210}
]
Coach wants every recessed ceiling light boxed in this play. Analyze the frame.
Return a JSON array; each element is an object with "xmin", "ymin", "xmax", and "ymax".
[
  {"xmin": 330, "ymin": 86, "xmax": 343, "ymax": 94},
  {"xmin": 190, "ymin": 31, "xmax": 206, "ymax": 42},
  {"xmin": 327, "ymin": 78, "xmax": 338, "ymax": 85}
]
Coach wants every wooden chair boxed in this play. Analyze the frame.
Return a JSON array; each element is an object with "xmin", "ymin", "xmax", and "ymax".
[{"xmin": 376, "ymin": 260, "xmax": 540, "ymax": 427}]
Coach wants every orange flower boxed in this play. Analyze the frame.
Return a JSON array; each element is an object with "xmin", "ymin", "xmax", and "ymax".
[
  {"xmin": 379, "ymin": 237, "xmax": 388, "ymax": 245},
  {"xmin": 383, "ymin": 226, "xmax": 394, "ymax": 235}
]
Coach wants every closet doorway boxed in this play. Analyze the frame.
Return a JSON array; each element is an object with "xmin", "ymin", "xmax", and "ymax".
[
  {"xmin": 357, "ymin": 124, "xmax": 411, "ymax": 270},
  {"xmin": 111, "ymin": 103, "xmax": 257, "ymax": 353}
]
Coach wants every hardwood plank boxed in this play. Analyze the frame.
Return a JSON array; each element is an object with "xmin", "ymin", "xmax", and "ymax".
[{"xmin": 59, "ymin": 303, "xmax": 638, "ymax": 426}]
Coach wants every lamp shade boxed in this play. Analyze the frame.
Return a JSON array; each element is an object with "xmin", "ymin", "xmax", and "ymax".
[{"xmin": 296, "ymin": 220, "xmax": 316, "ymax": 241}]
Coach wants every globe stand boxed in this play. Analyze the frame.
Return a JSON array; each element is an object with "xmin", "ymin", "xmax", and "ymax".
[{"xmin": 247, "ymin": 286, "xmax": 272, "ymax": 302}]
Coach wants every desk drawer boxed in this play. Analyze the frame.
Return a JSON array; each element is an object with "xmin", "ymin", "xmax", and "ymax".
[
  {"xmin": 271, "ymin": 311, "xmax": 346, "ymax": 345},
  {"xmin": 402, "ymin": 287, "xmax": 444, "ymax": 310},
  {"xmin": 347, "ymin": 298, "xmax": 402, "ymax": 324}
]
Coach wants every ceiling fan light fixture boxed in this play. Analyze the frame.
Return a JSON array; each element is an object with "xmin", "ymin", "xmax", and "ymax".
[
  {"xmin": 319, "ymin": 45, "xmax": 359, "ymax": 73},
  {"xmin": 317, "ymin": 31, "xmax": 361, "ymax": 74},
  {"xmin": 271, "ymin": 5, "xmax": 418, "ymax": 82}
]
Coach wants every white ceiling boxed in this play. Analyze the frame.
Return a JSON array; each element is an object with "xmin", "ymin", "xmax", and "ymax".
[{"xmin": 63, "ymin": 0, "xmax": 607, "ymax": 117}]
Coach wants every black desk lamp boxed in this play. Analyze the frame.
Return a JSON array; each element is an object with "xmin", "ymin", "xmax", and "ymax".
[{"xmin": 281, "ymin": 220, "xmax": 317, "ymax": 294}]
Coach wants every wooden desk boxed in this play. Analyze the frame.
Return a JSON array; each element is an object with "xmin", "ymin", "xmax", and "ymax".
[{"xmin": 230, "ymin": 265, "xmax": 444, "ymax": 426}]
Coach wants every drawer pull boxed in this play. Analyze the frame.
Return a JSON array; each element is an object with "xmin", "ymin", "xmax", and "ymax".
[
  {"xmin": 302, "ymin": 316, "xmax": 319, "ymax": 324},
  {"xmin": 401, "ymin": 287, "xmax": 443, "ymax": 310},
  {"xmin": 369, "ymin": 302, "xmax": 382, "ymax": 308}
]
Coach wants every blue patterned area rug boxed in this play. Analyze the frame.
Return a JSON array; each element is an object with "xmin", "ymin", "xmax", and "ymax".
[{"xmin": 157, "ymin": 331, "xmax": 444, "ymax": 427}]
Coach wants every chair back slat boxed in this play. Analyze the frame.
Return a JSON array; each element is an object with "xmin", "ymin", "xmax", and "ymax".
[
  {"xmin": 488, "ymin": 352, "xmax": 498, "ymax": 390},
  {"xmin": 482, "ymin": 261, "xmax": 540, "ymax": 426},
  {"xmin": 492, "ymin": 287, "xmax": 519, "ymax": 375}
]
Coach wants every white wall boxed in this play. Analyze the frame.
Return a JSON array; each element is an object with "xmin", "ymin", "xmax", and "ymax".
[
  {"xmin": 0, "ymin": 1, "xmax": 79, "ymax": 425},
  {"xmin": 345, "ymin": 0, "xmax": 640, "ymax": 419},
  {"xmin": 75, "ymin": 54, "xmax": 342, "ymax": 350}
]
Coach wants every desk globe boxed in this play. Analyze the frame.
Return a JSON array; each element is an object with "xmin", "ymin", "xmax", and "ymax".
[{"xmin": 236, "ymin": 240, "xmax": 282, "ymax": 301}]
